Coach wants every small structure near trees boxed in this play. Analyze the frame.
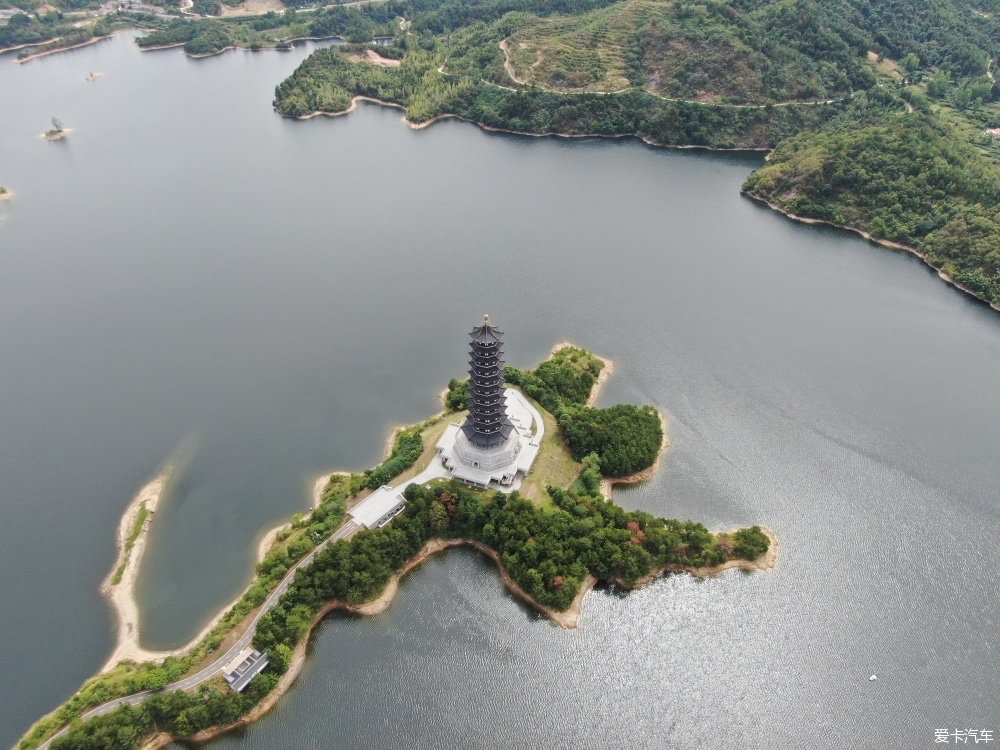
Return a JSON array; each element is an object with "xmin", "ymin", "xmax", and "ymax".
[{"xmin": 221, "ymin": 648, "xmax": 269, "ymax": 693}]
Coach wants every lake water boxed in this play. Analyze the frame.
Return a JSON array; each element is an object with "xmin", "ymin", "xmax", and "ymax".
[{"xmin": 1, "ymin": 32, "xmax": 999, "ymax": 749}]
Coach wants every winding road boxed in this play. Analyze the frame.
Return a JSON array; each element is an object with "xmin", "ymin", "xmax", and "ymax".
[
  {"xmin": 38, "ymin": 517, "xmax": 363, "ymax": 749},
  {"xmin": 36, "ymin": 393, "xmax": 544, "ymax": 748}
]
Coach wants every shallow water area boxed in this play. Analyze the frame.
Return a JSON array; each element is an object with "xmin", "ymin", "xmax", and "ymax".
[{"xmin": 1, "ymin": 32, "xmax": 999, "ymax": 749}]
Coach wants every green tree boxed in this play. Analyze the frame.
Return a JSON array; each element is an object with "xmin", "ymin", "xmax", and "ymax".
[{"xmin": 926, "ymin": 70, "xmax": 949, "ymax": 98}]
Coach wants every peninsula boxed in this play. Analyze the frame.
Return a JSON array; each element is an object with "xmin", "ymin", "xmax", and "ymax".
[{"xmin": 18, "ymin": 324, "xmax": 773, "ymax": 750}]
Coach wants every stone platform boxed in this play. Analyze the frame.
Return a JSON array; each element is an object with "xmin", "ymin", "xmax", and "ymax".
[{"xmin": 435, "ymin": 388, "xmax": 543, "ymax": 489}]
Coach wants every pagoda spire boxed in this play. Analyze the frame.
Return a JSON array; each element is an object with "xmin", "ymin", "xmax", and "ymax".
[{"xmin": 460, "ymin": 314, "xmax": 514, "ymax": 449}]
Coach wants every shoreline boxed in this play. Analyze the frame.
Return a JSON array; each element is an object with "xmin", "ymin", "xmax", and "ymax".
[
  {"xmin": 15, "ymin": 34, "xmax": 112, "ymax": 64},
  {"xmin": 33, "ymin": 344, "xmax": 778, "ymax": 749},
  {"xmin": 615, "ymin": 526, "xmax": 779, "ymax": 587},
  {"xmin": 744, "ymin": 192, "xmax": 1000, "ymax": 315},
  {"xmin": 547, "ymin": 340, "xmax": 670, "ymax": 498},
  {"xmin": 290, "ymin": 96, "xmax": 773, "ymax": 152},
  {"xmin": 549, "ymin": 340, "xmax": 614, "ymax": 407},
  {"xmin": 600, "ymin": 410, "xmax": 670, "ymax": 497},
  {"xmin": 137, "ymin": 527, "xmax": 776, "ymax": 749},
  {"xmin": 41, "ymin": 128, "xmax": 72, "ymax": 141},
  {"xmin": 99, "ymin": 471, "xmax": 174, "ymax": 669},
  {"xmin": 141, "ymin": 33, "xmax": 343, "ymax": 59},
  {"xmin": 101, "ymin": 467, "xmax": 347, "ymax": 674},
  {"xmin": 254, "ymin": 470, "xmax": 350, "ymax": 561}
]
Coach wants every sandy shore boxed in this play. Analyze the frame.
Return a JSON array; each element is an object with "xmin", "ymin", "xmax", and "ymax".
[
  {"xmin": 0, "ymin": 190, "xmax": 12, "ymax": 201},
  {"xmin": 744, "ymin": 193, "xmax": 1000, "ymax": 315},
  {"xmin": 98, "ymin": 465, "xmax": 249, "ymax": 672},
  {"xmin": 100, "ymin": 467, "xmax": 349, "ymax": 674},
  {"xmin": 99, "ymin": 472, "xmax": 176, "ymax": 669},
  {"xmin": 16, "ymin": 34, "xmax": 111, "ymax": 64},
  {"xmin": 41, "ymin": 129, "xmax": 71, "ymax": 141}
]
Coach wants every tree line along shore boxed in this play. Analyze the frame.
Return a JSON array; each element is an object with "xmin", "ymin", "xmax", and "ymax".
[
  {"xmin": 266, "ymin": 0, "xmax": 1000, "ymax": 309},
  {"xmin": 18, "ymin": 345, "xmax": 772, "ymax": 750},
  {"xmin": 7, "ymin": 0, "xmax": 1000, "ymax": 308}
]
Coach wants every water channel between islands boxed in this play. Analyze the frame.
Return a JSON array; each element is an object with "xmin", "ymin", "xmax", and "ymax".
[{"xmin": 1, "ymin": 32, "xmax": 999, "ymax": 750}]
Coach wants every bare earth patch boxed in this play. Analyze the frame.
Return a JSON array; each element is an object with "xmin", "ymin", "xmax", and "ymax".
[
  {"xmin": 219, "ymin": 0, "xmax": 284, "ymax": 17},
  {"xmin": 348, "ymin": 49, "xmax": 401, "ymax": 67}
]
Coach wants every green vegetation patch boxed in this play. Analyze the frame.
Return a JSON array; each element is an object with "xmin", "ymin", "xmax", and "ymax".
[
  {"xmin": 55, "ymin": 459, "xmax": 768, "ymax": 747},
  {"xmin": 134, "ymin": 5, "xmax": 398, "ymax": 57},
  {"xmin": 253, "ymin": 455, "xmax": 768, "ymax": 653},
  {"xmin": 110, "ymin": 501, "xmax": 148, "ymax": 586},
  {"xmin": 4, "ymin": 11, "xmax": 151, "ymax": 58},
  {"xmin": 743, "ymin": 90, "xmax": 1000, "ymax": 303},
  {"xmin": 357, "ymin": 428, "xmax": 424, "ymax": 491},
  {"xmin": 506, "ymin": 346, "xmax": 663, "ymax": 477},
  {"xmin": 561, "ymin": 403, "xmax": 662, "ymax": 476},
  {"xmin": 49, "ymin": 675, "xmax": 278, "ymax": 750},
  {"xmin": 501, "ymin": 0, "xmax": 861, "ymax": 101},
  {"xmin": 273, "ymin": 31, "xmax": 841, "ymax": 147},
  {"xmin": 505, "ymin": 345, "xmax": 604, "ymax": 411}
]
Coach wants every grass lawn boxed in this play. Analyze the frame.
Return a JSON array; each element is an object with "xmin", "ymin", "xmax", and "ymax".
[
  {"xmin": 391, "ymin": 411, "xmax": 465, "ymax": 485},
  {"xmin": 515, "ymin": 392, "xmax": 581, "ymax": 508}
]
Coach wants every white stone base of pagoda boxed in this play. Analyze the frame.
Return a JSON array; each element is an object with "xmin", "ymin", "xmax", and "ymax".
[
  {"xmin": 453, "ymin": 430, "xmax": 521, "ymax": 472},
  {"xmin": 435, "ymin": 389, "xmax": 543, "ymax": 490}
]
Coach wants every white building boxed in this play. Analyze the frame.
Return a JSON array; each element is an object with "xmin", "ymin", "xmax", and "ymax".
[
  {"xmin": 222, "ymin": 648, "xmax": 269, "ymax": 693},
  {"xmin": 348, "ymin": 485, "xmax": 407, "ymax": 529}
]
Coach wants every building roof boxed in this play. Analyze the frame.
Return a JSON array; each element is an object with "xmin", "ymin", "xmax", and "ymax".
[
  {"xmin": 348, "ymin": 485, "xmax": 406, "ymax": 529},
  {"xmin": 470, "ymin": 314, "xmax": 503, "ymax": 344},
  {"xmin": 222, "ymin": 648, "xmax": 269, "ymax": 693}
]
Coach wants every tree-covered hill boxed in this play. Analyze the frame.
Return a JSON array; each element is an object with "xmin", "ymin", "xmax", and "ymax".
[
  {"xmin": 270, "ymin": 0, "xmax": 1000, "ymax": 307},
  {"xmin": 743, "ymin": 90, "xmax": 1000, "ymax": 304},
  {"xmin": 494, "ymin": 0, "xmax": 865, "ymax": 102}
]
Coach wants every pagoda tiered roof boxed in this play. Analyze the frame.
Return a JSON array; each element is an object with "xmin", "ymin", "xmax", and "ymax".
[{"xmin": 461, "ymin": 314, "xmax": 514, "ymax": 449}]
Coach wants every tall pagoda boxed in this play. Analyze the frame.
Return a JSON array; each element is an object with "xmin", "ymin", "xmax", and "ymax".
[{"xmin": 460, "ymin": 314, "xmax": 515, "ymax": 449}]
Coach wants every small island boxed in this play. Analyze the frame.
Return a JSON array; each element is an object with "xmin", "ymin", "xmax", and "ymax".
[
  {"xmin": 0, "ymin": 186, "xmax": 11, "ymax": 201},
  {"xmin": 19, "ymin": 319, "xmax": 775, "ymax": 750},
  {"xmin": 42, "ymin": 117, "xmax": 68, "ymax": 142}
]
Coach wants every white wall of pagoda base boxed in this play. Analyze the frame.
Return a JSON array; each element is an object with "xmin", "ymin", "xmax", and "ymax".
[
  {"xmin": 435, "ymin": 389, "xmax": 543, "ymax": 489},
  {"xmin": 453, "ymin": 430, "xmax": 521, "ymax": 472}
]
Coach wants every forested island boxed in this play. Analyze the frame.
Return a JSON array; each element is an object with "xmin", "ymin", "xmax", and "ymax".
[{"xmin": 18, "ymin": 346, "xmax": 772, "ymax": 750}]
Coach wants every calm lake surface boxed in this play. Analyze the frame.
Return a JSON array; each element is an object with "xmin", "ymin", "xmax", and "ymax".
[{"xmin": 1, "ymin": 32, "xmax": 999, "ymax": 749}]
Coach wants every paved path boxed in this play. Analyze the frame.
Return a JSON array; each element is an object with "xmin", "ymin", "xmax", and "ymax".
[
  {"xmin": 38, "ymin": 517, "xmax": 361, "ymax": 749},
  {"xmin": 36, "ymin": 411, "xmax": 534, "ymax": 748}
]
